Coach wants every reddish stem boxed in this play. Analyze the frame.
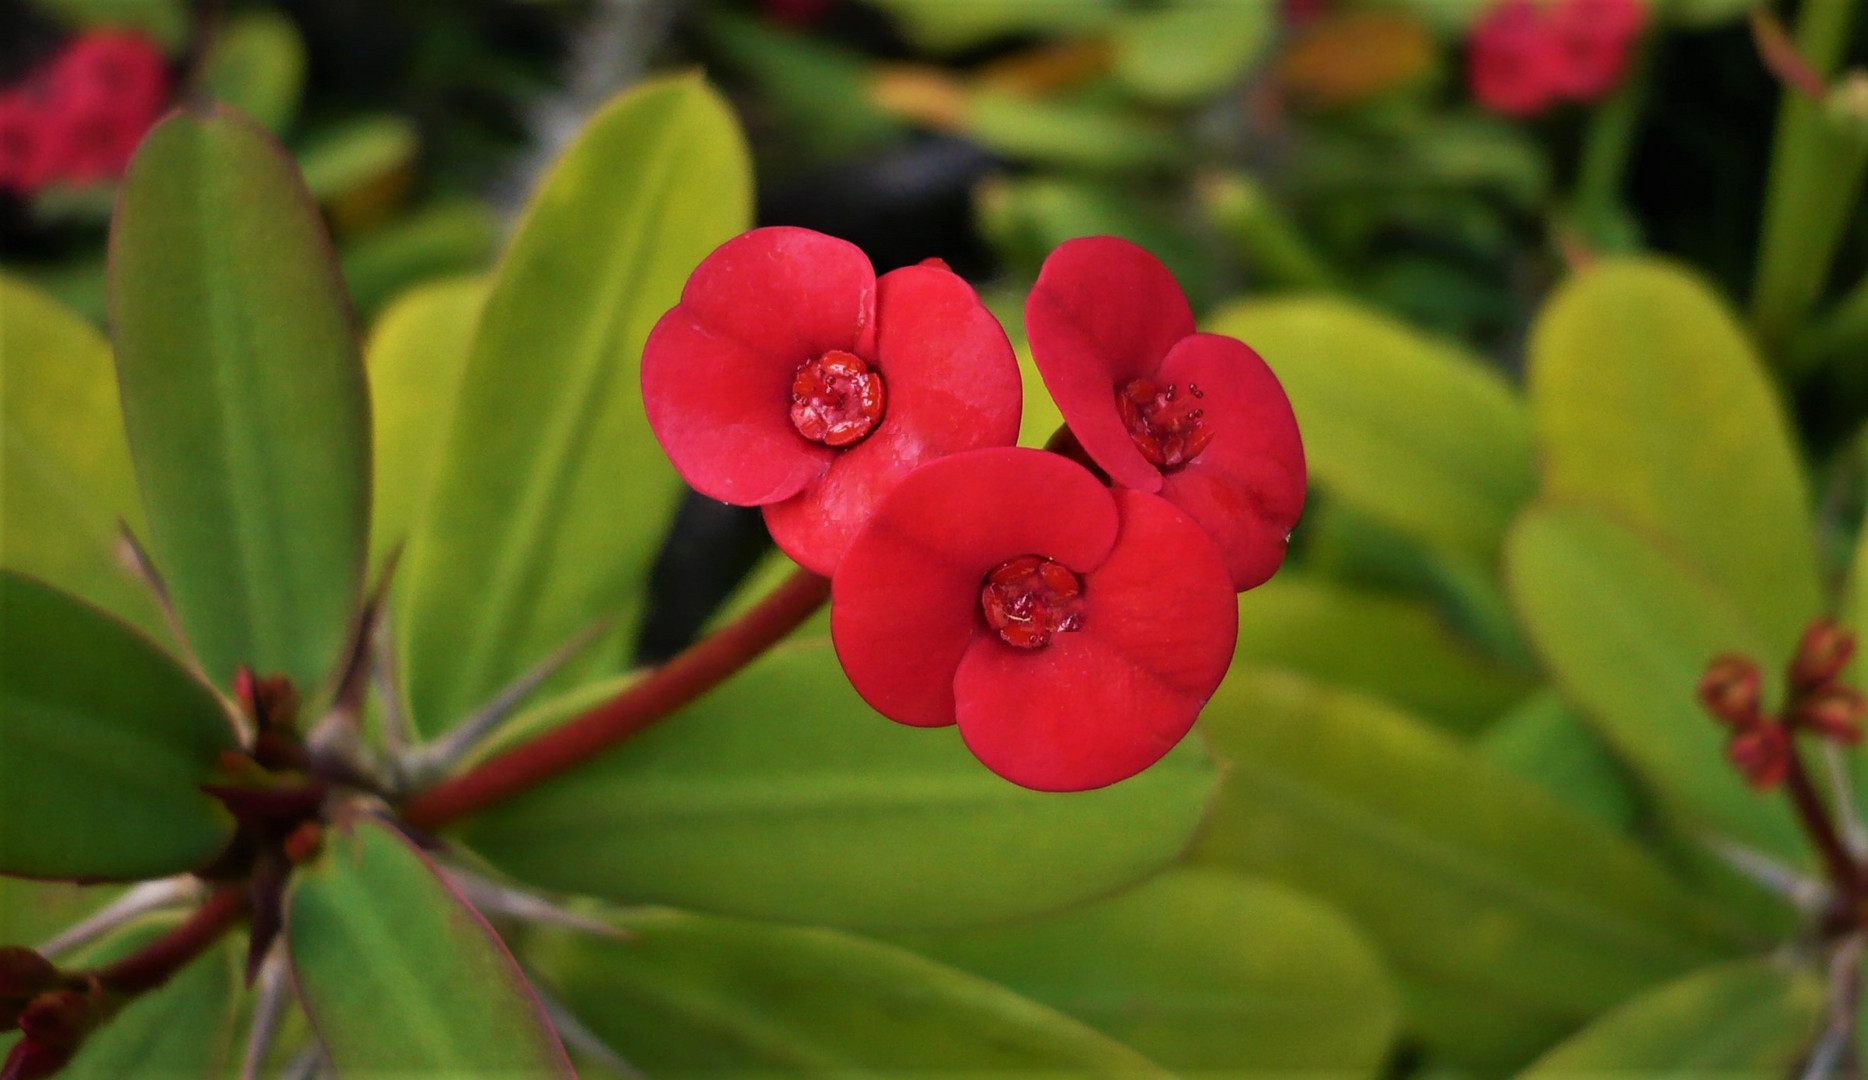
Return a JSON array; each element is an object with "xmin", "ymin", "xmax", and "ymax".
[
  {"xmin": 402, "ymin": 569, "xmax": 831, "ymax": 831},
  {"xmin": 93, "ymin": 887, "xmax": 246, "ymax": 996},
  {"xmin": 1782, "ymin": 742, "xmax": 1863, "ymax": 903}
]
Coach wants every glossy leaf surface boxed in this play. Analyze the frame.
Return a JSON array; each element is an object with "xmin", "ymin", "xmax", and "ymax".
[
  {"xmin": 1194, "ymin": 667, "xmax": 1740, "ymax": 1071},
  {"xmin": 1208, "ymin": 296, "xmax": 1534, "ymax": 559},
  {"xmin": 1506, "ymin": 505, "xmax": 1803, "ymax": 859},
  {"xmin": 0, "ymin": 572, "xmax": 234, "ymax": 880},
  {"xmin": 529, "ymin": 908, "xmax": 1170, "ymax": 1078},
  {"xmin": 895, "ymin": 868, "xmax": 1402, "ymax": 1079},
  {"xmin": 461, "ymin": 641, "xmax": 1217, "ymax": 930},
  {"xmin": 1528, "ymin": 258, "xmax": 1820, "ymax": 654},
  {"xmin": 285, "ymin": 817, "xmax": 574, "ymax": 1077},
  {"xmin": 110, "ymin": 104, "xmax": 370, "ymax": 693},
  {"xmin": 401, "ymin": 76, "xmax": 750, "ymax": 735}
]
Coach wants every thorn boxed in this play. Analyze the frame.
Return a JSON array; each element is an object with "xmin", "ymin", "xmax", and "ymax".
[
  {"xmin": 525, "ymin": 971, "xmax": 647, "ymax": 1080},
  {"xmin": 239, "ymin": 942, "xmax": 290, "ymax": 1080},
  {"xmin": 401, "ymin": 618, "xmax": 614, "ymax": 785},
  {"xmin": 275, "ymin": 1045, "xmax": 324, "ymax": 1080},
  {"xmin": 1702, "ymin": 835, "xmax": 1830, "ymax": 913},
  {"xmin": 1751, "ymin": 9, "xmax": 1830, "ymax": 101},
  {"xmin": 328, "ymin": 544, "xmax": 403, "ymax": 729},
  {"xmin": 37, "ymin": 877, "xmax": 203, "ymax": 959},
  {"xmin": 369, "ymin": 604, "xmax": 415, "ymax": 761},
  {"xmin": 245, "ymin": 853, "xmax": 289, "ymax": 985},
  {"xmin": 438, "ymin": 865, "xmax": 630, "ymax": 941},
  {"xmin": 116, "ymin": 522, "xmax": 250, "ymax": 740}
]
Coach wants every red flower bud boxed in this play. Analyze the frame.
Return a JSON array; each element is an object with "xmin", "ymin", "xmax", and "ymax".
[
  {"xmin": 1791, "ymin": 618, "xmax": 1855, "ymax": 693},
  {"xmin": 1798, "ymin": 684, "xmax": 1866, "ymax": 745},
  {"xmin": 1698, "ymin": 654, "xmax": 1763, "ymax": 728},
  {"xmin": 643, "ymin": 227, "xmax": 1022, "ymax": 575},
  {"xmin": 1025, "ymin": 237, "xmax": 1306, "ymax": 591},
  {"xmin": 1727, "ymin": 723, "xmax": 1791, "ymax": 791},
  {"xmin": 0, "ymin": 949, "xmax": 58, "ymax": 1005},
  {"xmin": 16, "ymin": 991, "xmax": 88, "ymax": 1049},
  {"xmin": 1, "ymin": 1037, "xmax": 76, "ymax": 1080}
]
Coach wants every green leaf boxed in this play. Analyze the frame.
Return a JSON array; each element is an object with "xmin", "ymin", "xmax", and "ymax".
[
  {"xmin": 109, "ymin": 104, "xmax": 371, "ymax": 694},
  {"xmin": 0, "ymin": 275, "xmax": 166, "ymax": 641},
  {"xmin": 0, "ymin": 878, "xmax": 114, "ymax": 949},
  {"xmin": 966, "ymin": 91, "xmax": 1187, "ymax": 173},
  {"xmin": 401, "ymin": 75, "xmax": 751, "ymax": 735},
  {"xmin": 61, "ymin": 918, "xmax": 241, "ymax": 1080},
  {"xmin": 284, "ymin": 817, "xmax": 574, "ymax": 1077},
  {"xmin": 201, "ymin": 10, "xmax": 307, "ymax": 135},
  {"xmin": 702, "ymin": 11, "xmax": 903, "ymax": 162},
  {"xmin": 1528, "ymin": 257, "xmax": 1820, "ymax": 654},
  {"xmin": 338, "ymin": 198, "xmax": 499, "ymax": 318},
  {"xmin": 460, "ymin": 640, "xmax": 1217, "ymax": 931},
  {"xmin": 1479, "ymin": 691, "xmax": 1640, "ymax": 832},
  {"xmin": 1514, "ymin": 957, "xmax": 1822, "ymax": 1079},
  {"xmin": 1193, "ymin": 667, "xmax": 1741, "ymax": 1072},
  {"xmin": 1207, "ymin": 296, "xmax": 1535, "ymax": 559},
  {"xmin": 1111, "ymin": 0, "xmax": 1274, "ymax": 105},
  {"xmin": 0, "ymin": 571, "xmax": 235, "ymax": 880},
  {"xmin": 857, "ymin": 0, "xmax": 1120, "ymax": 52},
  {"xmin": 893, "ymin": 868, "xmax": 1401, "ymax": 1079},
  {"xmin": 1236, "ymin": 572, "xmax": 1535, "ymax": 734},
  {"xmin": 1505, "ymin": 505, "xmax": 1803, "ymax": 859},
  {"xmin": 33, "ymin": 0, "xmax": 188, "ymax": 49},
  {"xmin": 296, "ymin": 115, "xmax": 419, "ymax": 205},
  {"xmin": 527, "ymin": 907, "xmax": 1171, "ymax": 1078},
  {"xmin": 364, "ymin": 275, "xmax": 490, "ymax": 570}
]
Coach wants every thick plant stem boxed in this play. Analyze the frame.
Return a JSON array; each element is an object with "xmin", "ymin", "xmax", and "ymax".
[
  {"xmin": 93, "ymin": 886, "xmax": 246, "ymax": 996},
  {"xmin": 402, "ymin": 568, "xmax": 831, "ymax": 831},
  {"xmin": 1782, "ymin": 745, "xmax": 1863, "ymax": 904},
  {"xmin": 1749, "ymin": 0, "xmax": 1864, "ymax": 362},
  {"xmin": 1569, "ymin": 42, "xmax": 1651, "ymax": 255}
]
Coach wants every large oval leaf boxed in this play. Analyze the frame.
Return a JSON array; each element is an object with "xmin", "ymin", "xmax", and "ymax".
[
  {"xmin": 1528, "ymin": 258, "xmax": 1820, "ymax": 654},
  {"xmin": 1513, "ymin": 957, "xmax": 1823, "ymax": 1079},
  {"xmin": 458, "ymin": 640, "xmax": 1218, "ymax": 930},
  {"xmin": 526, "ymin": 908, "xmax": 1170, "ymax": 1078},
  {"xmin": 109, "ymin": 104, "xmax": 370, "ymax": 694},
  {"xmin": 1478, "ymin": 690, "xmax": 1640, "ymax": 832},
  {"xmin": 1207, "ymin": 296, "xmax": 1534, "ymax": 559},
  {"xmin": 364, "ymin": 275, "xmax": 488, "ymax": 569},
  {"xmin": 1112, "ymin": 0, "xmax": 1275, "ymax": 105},
  {"xmin": 1193, "ymin": 667, "xmax": 1743, "ymax": 1072},
  {"xmin": 284, "ymin": 817, "xmax": 574, "ymax": 1077},
  {"xmin": 0, "ymin": 571, "xmax": 235, "ymax": 880},
  {"xmin": 401, "ymin": 75, "xmax": 751, "ymax": 736},
  {"xmin": 1506, "ymin": 505, "xmax": 1803, "ymax": 859},
  {"xmin": 893, "ymin": 868, "xmax": 1402, "ymax": 1079},
  {"xmin": 0, "ymin": 275, "xmax": 165, "ymax": 641},
  {"xmin": 1236, "ymin": 571, "xmax": 1535, "ymax": 734}
]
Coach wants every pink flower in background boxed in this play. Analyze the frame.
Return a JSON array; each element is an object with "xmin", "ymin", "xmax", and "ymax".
[
  {"xmin": 0, "ymin": 92, "xmax": 56, "ymax": 195},
  {"xmin": 0, "ymin": 31, "xmax": 170, "ymax": 195},
  {"xmin": 1468, "ymin": 0, "xmax": 1646, "ymax": 117},
  {"xmin": 1546, "ymin": 0, "xmax": 1648, "ymax": 100}
]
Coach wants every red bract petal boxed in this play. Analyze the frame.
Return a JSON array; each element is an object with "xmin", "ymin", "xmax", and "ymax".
[
  {"xmin": 953, "ymin": 490, "xmax": 1236, "ymax": 792},
  {"xmin": 1468, "ymin": 0, "xmax": 1561, "ymax": 118},
  {"xmin": 766, "ymin": 264, "xmax": 1022, "ymax": 575},
  {"xmin": 1152, "ymin": 333, "xmax": 1305, "ymax": 590},
  {"xmin": 642, "ymin": 308, "xmax": 835, "ymax": 504},
  {"xmin": 1546, "ymin": 0, "xmax": 1645, "ymax": 100},
  {"xmin": 1026, "ymin": 237, "xmax": 1196, "ymax": 493},
  {"xmin": 675, "ymin": 226, "xmax": 878, "ymax": 368},
  {"xmin": 831, "ymin": 448, "xmax": 1119, "ymax": 728}
]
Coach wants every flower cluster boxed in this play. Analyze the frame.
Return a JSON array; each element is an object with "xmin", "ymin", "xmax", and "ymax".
[
  {"xmin": 1467, "ymin": 0, "xmax": 1646, "ymax": 118},
  {"xmin": 1699, "ymin": 619, "xmax": 1866, "ymax": 791},
  {"xmin": 643, "ymin": 228, "xmax": 1305, "ymax": 791},
  {"xmin": 0, "ymin": 32, "xmax": 170, "ymax": 196}
]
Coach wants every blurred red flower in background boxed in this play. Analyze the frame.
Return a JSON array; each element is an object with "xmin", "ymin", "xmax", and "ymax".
[
  {"xmin": 642, "ymin": 226, "xmax": 1022, "ymax": 576},
  {"xmin": 1025, "ymin": 236, "xmax": 1306, "ymax": 592},
  {"xmin": 0, "ymin": 31, "xmax": 169, "ymax": 195},
  {"xmin": 831, "ymin": 448, "xmax": 1237, "ymax": 792},
  {"xmin": 1468, "ymin": 0, "xmax": 1646, "ymax": 117}
]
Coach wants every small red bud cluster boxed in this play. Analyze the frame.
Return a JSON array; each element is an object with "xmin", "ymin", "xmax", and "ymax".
[
  {"xmin": 0, "ymin": 32, "xmax": 170, "ymax": 197},
  {"xmin": 0, "ymin": 948, "xmax": 96, "ymax": 1080},
  {"xmin": 1699, "ymin": 619, "xmax": 1865, "ymax": 792}
]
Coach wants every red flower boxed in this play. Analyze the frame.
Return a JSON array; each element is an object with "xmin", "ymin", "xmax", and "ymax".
[
  {"xmin": 1546, "ymin": 0, "xmax": 1646, "ymax": 100},
  {"xmin": 0, "ymin": 91, "xmax": 56, "ymax": 196},
  {"xmin": 765, "ymin": 0, "xmax": 836, "ymax": 25},
  {"xmin": 831, "ymin": 447, "xmax": 1237, "ymax": 792},
  {"xmin": 1468, "ymin": 0, "xmax": 1563, "ymax": 117},
  {"xmin": 1024, "ymin": 236, "xmax": 1305, "ymax": 592},
  {"xmin": 643, "ymin": 226, "xmax": 1022, "ymax": 576},
  {"xmin": 43, "ymin": 31, "xmax": 169, "ymax": 182}
]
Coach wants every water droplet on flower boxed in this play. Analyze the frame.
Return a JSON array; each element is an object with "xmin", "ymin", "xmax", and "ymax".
[{"xmin": 1115, "ymin": 378, "xmax": 1215, "ymax": 470}]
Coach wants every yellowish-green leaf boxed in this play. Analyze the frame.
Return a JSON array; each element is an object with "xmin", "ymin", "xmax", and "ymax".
[
  {"xmin": 201, "ymin": 10, "xmax": 306, "ymax": 135},
  {"xmin": 858, "ymin": 0, "xmax": 1121, "ymax": 52},
  {"xmin": 0, "ymin": 275, "xmax": 165, "ymax": 641},
  {"xmin": 1479, "ymin": 691, "xmax": 1640, "ymax": 832},
  {"xmin": 1112, "ymin": 0, "xmax": 1274, "ymax": 105},
  {"xmin": 894, "ymin": 868, "xmax": 1402, "ymax": 1079},
  {"xmin": 1505, "ymin": 505, "xmax": 1803, "ymax": 859},
  {"xmin": 1209, "ymin": 296, "xmax": 1534, "ymax": 559},
  {"xmin": 1528, "ymin": 257, "xmax": 1820, "ymax": 654},
  {"xmin": 1194, "ymin": 667, "xmax": 1741, "ymax": 1071},
  {"xmin": 401, "ymin": 75, "xmax": 750, "ymax": 735},
  {"xmin": 460, "ymin": 640, "xmax": 1217, "ymax": 931}
]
